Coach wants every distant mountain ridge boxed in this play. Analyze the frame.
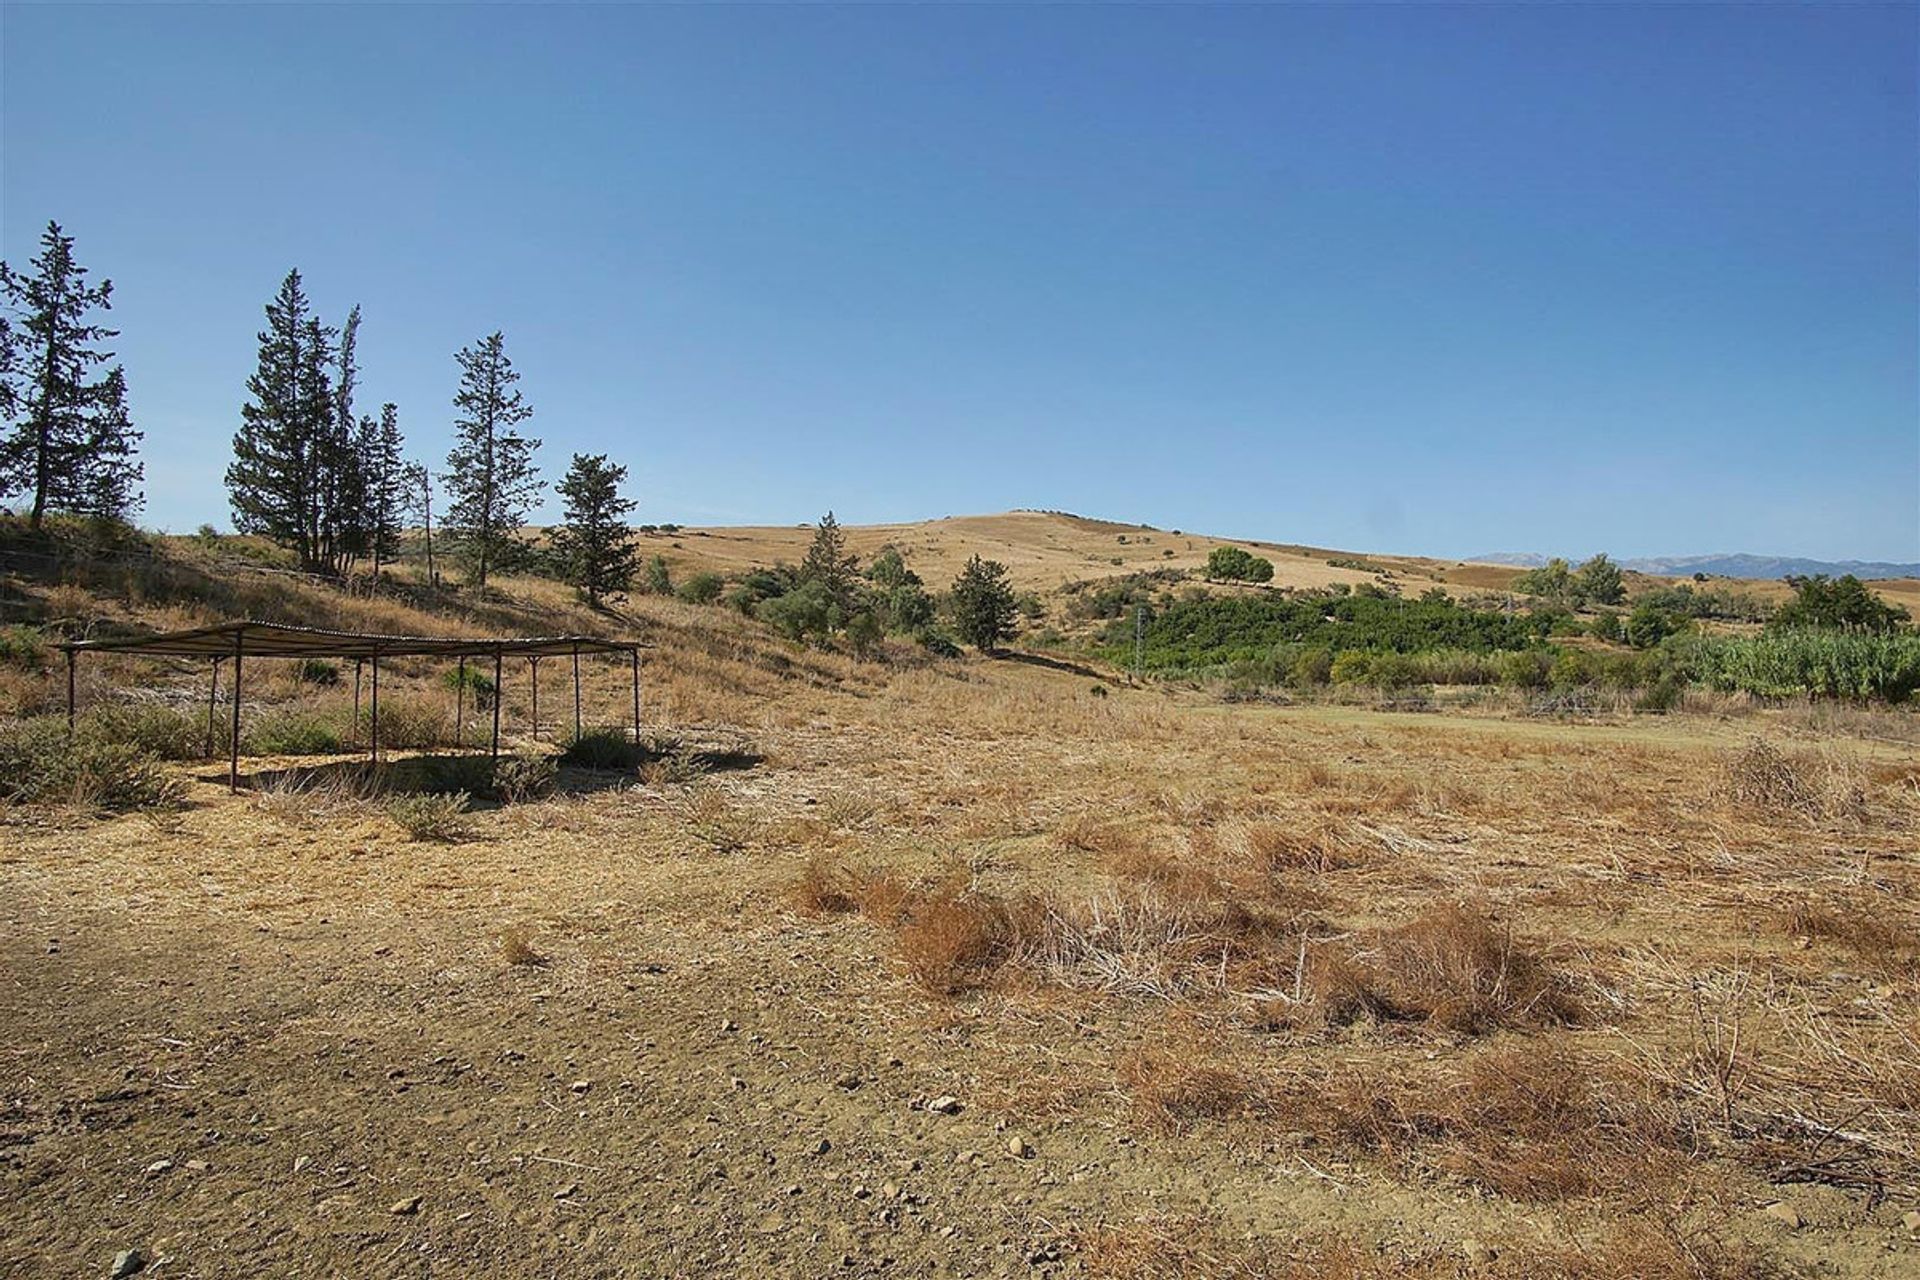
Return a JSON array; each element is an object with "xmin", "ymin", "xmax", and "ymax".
[{"xmin": 1470, "ymin": 552, "xmax": 1920, "ymax": 580}]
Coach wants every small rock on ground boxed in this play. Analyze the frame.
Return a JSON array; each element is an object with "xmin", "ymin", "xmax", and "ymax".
[{"xmin": 109, "ymin": 1250, "xmax": 144, "ymax": 1279}]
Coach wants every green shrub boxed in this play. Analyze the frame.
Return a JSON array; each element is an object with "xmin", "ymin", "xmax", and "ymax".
[
  {"xmin": 1329, "ymin": 651, "xmax": 1372, "ymax": 686},
  {"xmin": 1366, "ymin": 652, "xmax": 1423, "ymax": 690},
  {"xmin": 440, "ymin": 664, "xmax": 497, "ymax": 708},
  {"xmin": 846, "ymin": 610, "xmax": 883, "ymax": 658},
  {"xmin": 369, "ymin": 696, "xmax": 451, "ymax": 749},
  {"xmin": 0, "ymin": 717, "xmax": 185, "ymax": 811},
  {"xmin": 560, "ymin": 725, "xmax": 640, "ymax": 770},
  {"xmin": 758, "ymin": 578, "xmax": 837, "ymax": 642},
  {"xmin": 676, "ymin": 572, "xmax": 725, "ymax": 605},
  {"xmin": 917, "ymin": 627, "xmax": 962, "ymax": 659},
  {"xmin": 80, "ymin": 702, "xmax": 203, "ymax": 760},
  {"xmin": 297, "ymin": 659, "xmax": 342, "ymax": 686},
  {"xmin": 1625, "ymin": 603, "xmax": 1685, "ymax": 650},
  {"xmin": 1287, "ymin": 647, "xmax": 1333, "ymax": 688},
  {"xmin": 1549, "ymin": 650, "xmax": 1599, "ymax": 689},
  {"xmin": 387, "ymin": 791, "xmax": 470, "ymax": 841},
  {"xmin": 492, "ymin": 753, "xmax": 558, "ymax": 804},
  {"xmin": 245, "ymin": 710, "xmax": 345, "ymax": 756},
  {"xmin": 643, "ymin": 555, "xmax": 673, "ymax": 595},
  {"xmin": 1770, "ymin": 574, "xmax": 1909, "ymax": 634},
  {"xmin": 1497, "ymin": 651, "xmax": 1552, "ymax": 690},
  {"xmin": 0, "ymin": 624, "xmax": 48, "ymax": 670},
  {"xmin": 1634, "ymin": 674, "xmax": 1685, "ymax": 714},
  {"xmin": 1589, "ymin": 612, "xmax": 1623, "ymax": 643}
]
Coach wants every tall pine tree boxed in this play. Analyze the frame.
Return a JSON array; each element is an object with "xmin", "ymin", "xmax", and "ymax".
[
  {"xmin": 443, "ymin": 332, "xmax": 541, "ymax": 589},
  {"xmin": 552, "ymin": 452, "xmax": 638, "ymax": 607},
  {"xmin": 357, "ymin": 402, "xmax": 406, "ymax": 576},
  {"xmin": 0, "ymin": 221, "xmax": 143, "ymax": 525},
  {"xmin": 227, "ymin": 270, "xmax": 344, "ymax": 573}
]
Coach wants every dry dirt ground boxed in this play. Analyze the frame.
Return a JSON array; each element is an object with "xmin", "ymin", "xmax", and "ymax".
[{"xmin": 5, "ymin": 607, "xmax": 1920, "ymax": 1280}]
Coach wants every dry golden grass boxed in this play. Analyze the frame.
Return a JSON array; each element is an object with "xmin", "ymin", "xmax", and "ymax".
[{"xmin": 7, "ymin": 531, "xmax": 1920, "ymax": 1276}]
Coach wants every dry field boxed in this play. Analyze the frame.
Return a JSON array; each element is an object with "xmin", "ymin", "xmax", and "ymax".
[
  {"xmin": 639, "ymin": 511, "xmax": 1502, "ymax": 597},
  {"xmin": 4, "ymin": 560, "xmax": 1920, "ymax": 1279}
]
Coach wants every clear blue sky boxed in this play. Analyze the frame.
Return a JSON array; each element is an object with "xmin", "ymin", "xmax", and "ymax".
[{"xmin": 4, "ymin": 3, "xmax": 1915, "ymax": 560}]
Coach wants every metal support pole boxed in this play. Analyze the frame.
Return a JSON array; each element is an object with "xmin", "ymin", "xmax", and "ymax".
[
  {"xmin": 490, "ymin": 648, "xmax": 503, "ymax": 760},
  {"xmin": 529, "ymin": 657, "xmax": 540, "ymax": 743},
  {"xmin": 353, "ymin": 659, "xmax": 363, "ymax": 749},
  {"xmin": 630, "ymin": 648, "xmax": 641, "ymax": 743},
  {"xmin": 456, "ymin": 656, "xmax": 466, "ymax": 749},
  {"xmin": 572, "ymin": 644, "xmax": 582, "ymax": 740},
  {"xmin": 206, "ymin": 658, "xmax": 220, "ymax": 758},
  {"xmin": 65, "ymin": 650, "xmax": 77, "ymax": 734},
  {"xmin": 228, "ymin": 633, "xmax": 243, "ymax": 792},
  {"xmin": 369, "ymin": 652, "xmax": 380, "ymax": 765}
]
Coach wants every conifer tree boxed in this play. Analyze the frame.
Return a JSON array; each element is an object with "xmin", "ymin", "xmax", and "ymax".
[
  {"xmin": 552, "ymin": 452, "xmax": 638, "ymax": 607},
  {"xmin": 949, "ymin": 554, "xmax": 1018, "ymax": 653},
  {"xmin": 442, "ymin": 332, "xmax": 540, "ymax": 589},
  {"xmin": 799, "ymin": 510, "xmax": 859, "ymax": 611},
  {"xmin": 0, "ymin": 221, "xmax": 144, "ymax": 525},
  {"xmin": 358, "ymin": 403, "xmax": 406, "ymax": 575},
  {"xmin": 228, "ymin": 270, "xmax": 347, "ymax": 572},
  {"xmin": 324, "ymin": 306, "xmax": 370, "ymax": 563}
]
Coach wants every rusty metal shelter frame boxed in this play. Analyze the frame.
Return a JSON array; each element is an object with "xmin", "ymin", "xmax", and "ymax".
[{"xmin": 58, "ymin": 620, "xmax": 650, "ymax": 791}]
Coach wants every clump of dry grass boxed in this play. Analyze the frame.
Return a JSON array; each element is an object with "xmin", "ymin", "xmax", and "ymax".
[
  {"xmin": 893, "ymin": 883, "xmax": 1032, "ymax": 994},
  {"xmin": 1066, "ymin": 1216, "xmax": 1778, "ymax": 1280},
  {"xmin": 387, "ymin": 790, "xmax": 470, "ymax": 842},
  {"xmin": 677, "ymin": 781, "xmax": 757, "ymax": 853},
  {"xmin": 1720, "ymin": 737, "xmax": 1865, "ymax": 823},
  {"xmin": 789, "ymin": 853, "xmax": 860, "ymax": 916},
  {"xmin": 1361, "ymin": 903, "xmax": 1585, "ymax": 1034},
  {"xmin": 1776, "ymin": 894, "xmax": 1913, "ymax": 969},
  {"xmin": 1235, "ymin": 815, "xmax": 1360, "ymax": 873},
  {"xmin": 497, "ymin": 926, "xmax": 546, "ymax": 967},
  {"xmin": 1117, "ymin": 1045, "xmax": 1268, "ymax": 1131}
]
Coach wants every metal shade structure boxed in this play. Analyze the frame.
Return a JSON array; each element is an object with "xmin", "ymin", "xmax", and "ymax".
[{"xmin": 59, "ymin": 620, "xmax": 650, "ymax": 790}]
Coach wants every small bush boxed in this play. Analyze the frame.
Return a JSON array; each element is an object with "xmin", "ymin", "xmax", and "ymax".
[
  {"xmin": 81, "ymin": 702, "xmax": 203, "ymax": 760},
  {"xmin": 492, "ymin": 752, "xmax": 557, "ymax": 804},
  {"xmin": 790, "ymin": 854, "xmax": 860, "ymax": 916},
  {"xmin": 387, "ymin": 791, "xmax": 470, "ymax": 841},
  {"xmin": 1496, "ymin": 650, "xmax": 1551, "ymax": 690},
  {"xmin": 0, "ymin": 717, "xmax": 185, "ymax": 812},
  {"xmin": 676, "ymin": 572, "xmax": 725, "ymax": 605},
  {"xmin": 297, "ymin": 658, "xmax": 342, "ymax": 686},
  {"xmin": 898, "ymin": 892, "xmax": 1013, "ymax": 994},
  {"xmin": 440, "ymin": 664, "xmax": 497, "ymax": 707},
  {"xmin": 559, "ymin": 725, "xmax": 640, "ymax": 770},
  {"xmin": 245, "ymin": 710, "xmax": 344, "ymax": 756},
  {"xmin": 916, "ymin": 627, "xmax": 961, "ymax": 658},
  {"xmin": 1286, "ymin": 647, "xmax": 1332, "ymax": 688},
  {"xmin": 0, "ymin": 624, "xmax": 48, "ymax": 669},
  {"xmin": 369, "ymin": 695, "xmax": 450, "ymax": 749}
]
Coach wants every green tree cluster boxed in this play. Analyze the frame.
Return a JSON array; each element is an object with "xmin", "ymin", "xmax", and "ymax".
[
  {"xmin": 1205, "ymin": 545, "xmax": 1275, "ymax": 583},
  {"xmin": 1771, "ymin": 574, "xmax": 1909, "ymax": 634}
]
